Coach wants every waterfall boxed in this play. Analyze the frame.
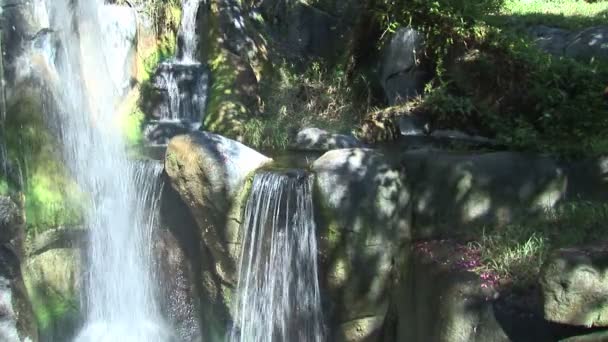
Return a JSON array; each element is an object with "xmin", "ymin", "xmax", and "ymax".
[
  {"xmin": 145, "ymin": 0, "xmax": 208, "ymax": 146},
  {"xmin": 230, "ymin": 171, "xmax": 325, "ymax": 342},
  {"xmin": 178, "ymin": 0, "xmax": 201, "ymax": 63},
  {"xmin": 35, "ymin": 0, "xmax": 169, "ymax": 340}
]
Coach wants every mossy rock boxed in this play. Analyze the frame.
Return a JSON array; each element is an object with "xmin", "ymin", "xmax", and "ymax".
[
  {"xmin": 23, "ymin": 248, "xmax": 81, "ymax": 341},
  {"xmin": 4, "ymin": 92, "xmax": 84, "ymax": 235}
]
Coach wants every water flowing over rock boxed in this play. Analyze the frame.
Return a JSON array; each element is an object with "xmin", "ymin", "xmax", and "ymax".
[
  {"xmin": 380, "ymin": 27, "xmax": 428, "ymax": 105},
  {"xmin": 98, "ymin": 5, "xmax": 138, "ymax": 96},
  {"xmin": 229, "ymin": 171, "xmax": 325, "ymax": 342},
  {"xmin": 145, "ymin": 63, "xmax": 209, "ymax": 145},
  {"xmin": 27, "ymin": 0, "xmax": 171, "ymax": 340},
  {"xmin": 145, "ymin": 0, "xmax": 209, "ymax": 146},
  {"xmin": 178, "ymin": 0, "xmax": 201, "ymax": 63}
]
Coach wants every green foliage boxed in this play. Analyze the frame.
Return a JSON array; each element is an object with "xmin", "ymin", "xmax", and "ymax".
[
  {"xmin": 492, "ymin": 0, "xmax": 608, "ymax": 29},
  {"xmin": 240, "ymin": 61, "xmax": 368, "ymax": 149},
  {"xmin": 469, "ymin": 201, "xmax": 608, "ymax": 288},
  {"xmin": 372, "ymin": 0, "xmax": 608, "ymax": 157}
]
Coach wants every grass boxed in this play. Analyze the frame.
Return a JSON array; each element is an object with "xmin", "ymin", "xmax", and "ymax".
[
  {"xmin": 468, "ymin": 201, "xmax": 608, "ymax": 288},
  {"xmin": 489, "ymin": 0, "xmax": 608, "ymax": 29},
  {"xmin": 240, "ymin": 61, "xmax": 369, "ymax": 150}
]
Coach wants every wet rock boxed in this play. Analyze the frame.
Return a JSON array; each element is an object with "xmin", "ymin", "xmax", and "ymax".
[
  {"xmin": 154, "ymin": 230, "xmax": 202, "ymax": 342},
  {"xmin": 294, "ymin": 127, "xmax": 363, "ymax": 151},
  {"xmin": 540, "ymin": 244, "xmax": 608, "ymax": 327}
]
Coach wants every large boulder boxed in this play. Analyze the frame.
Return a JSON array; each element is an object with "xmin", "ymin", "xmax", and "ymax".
[
  {"xmin": 402, "ymin": 150, "xmax": 567, "ymax": 238},
  {"xmin": 540, "ymin": 244, "xmax": 608, "ymax": 328},
  {"xmin": 380, "ymin": 27, "xmax": 428, "ymax": 105},
  {"xmin": 528, "ymin": 25, "xmax": 608, "ymax": 62},
  {"xmin": 392, "ymin": 240, "xmax": 509, "ymax": 342},
  {"xmin": 312, "ymin": 148, "xmax": 411, "ymax": 341},
  {"xmin": 164, "ymin": 131, "xmax": 272, "ymax": 337},
  {"xmin": 0, "ymin": 195, "xmax": 37, "ymax": 342},
  {"xmin": 165, "ymin": 131, "xmax": 272, "ymax": 250}
]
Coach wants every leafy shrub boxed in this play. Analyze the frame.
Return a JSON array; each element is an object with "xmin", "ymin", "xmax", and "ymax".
[{"xmin": 241, "ymin": 61, "xmax": 370, "ymax": 149}]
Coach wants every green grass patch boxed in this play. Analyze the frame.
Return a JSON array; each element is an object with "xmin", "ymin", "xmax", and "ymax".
[
  {"xmin": 468, "ymin": 201, "xmax": 608, "ymax": 288},
  {"xmin": 490, "ymin": 0, "xmax": 608, "ymax": 30}
]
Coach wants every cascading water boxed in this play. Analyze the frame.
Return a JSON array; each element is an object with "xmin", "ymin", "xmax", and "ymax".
[
  {"xmin": 230, "ymin": 171, "xmax": 325, "ymax": 342},
  {"xmin": 145, "ymin": 0, "xmax": 208, "ymax": 146},
  {"xmin": 178, "ymin": 0, "xmax": 200, "ymax": 63},
  {"xmin": 36, "ymin": 0, "xmax": 169, "ymax": 340}
]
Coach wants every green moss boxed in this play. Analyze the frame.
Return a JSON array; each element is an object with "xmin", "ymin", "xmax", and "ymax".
[
  {"xmin": 4, "ymin": 95, "xmax": 84, "ymax": 234},
  {"xmin": 28, "ymin": 286, "xmax": 78, "ymax": 333},
  {"xmin": 204, "ymin": 51, "xmax": 248, "ymax": 139}
]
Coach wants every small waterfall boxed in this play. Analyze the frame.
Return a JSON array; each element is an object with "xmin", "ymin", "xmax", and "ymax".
[
  {"xmin": 230, "ymin": 171, "xmax": 325, "ymax": 342},
  {"xmin": 178, "ymin": 0, "xmax": 201, "ymax": 63},
  {"xmin": 30, "ymin": 0, "xmax": 169, "ymax": 340},
  {"xmin": 145, "ymin": 0, "xmax": 208, "ymax": 146}
]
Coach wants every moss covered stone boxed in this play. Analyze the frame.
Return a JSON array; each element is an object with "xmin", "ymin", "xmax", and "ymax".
[
  {"xmin": 4, "ymin": 94, "xmax": 84, "ymax": 235},
  {"xmin": 23, "ymin": 248, "xmax": 81, "ymax": 341}
]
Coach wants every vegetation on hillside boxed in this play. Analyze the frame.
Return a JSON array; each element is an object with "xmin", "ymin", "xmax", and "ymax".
[{"xmin": 372, "ymin": 0, "xmax": 608, "ymax": 157}]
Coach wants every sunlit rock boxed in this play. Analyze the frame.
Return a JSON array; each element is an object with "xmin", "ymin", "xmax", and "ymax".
[{"xmin": 541, "ymin": 244, "xmax": 608, "ymax": 328}]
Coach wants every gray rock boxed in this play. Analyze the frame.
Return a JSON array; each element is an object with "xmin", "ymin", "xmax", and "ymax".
[
  {"xmin": 565, "ymin": 26, "xmax": 608, "ymax": 61},
  {"xmin": 164, "ymin": 131, "xmax": 271, "ymax": 284},
  {"xmin": 380, "ymin": 27, "xmax": 428, "ymax": 105},
  {"xmin": 287, "ymin": 4, "xmax": 341, "ymax": 60},
  {"xmin": 393, "ymin": 240, "xmax": 509, "ymax": 342},
  {"xmin": 528, "ymin": 25, "xmax": 608, "ymax": 62},
  {"xmin": 528, "ymin": 25, "xmax": 572, "ymax": 56},
  {"xmin": 312, "ymin": 148, "xmax": 411, "ymax": 341},
  {"xmin": 402, "ymin": 150, "xmax": 567, "ymax": 238},
  {"xmin": 294, "ymin": 127, "xmax": 363, "ymax": 151},
  {"xmin": 540, "ymin": 244, "xmax": 608, "ymax": 327}
]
